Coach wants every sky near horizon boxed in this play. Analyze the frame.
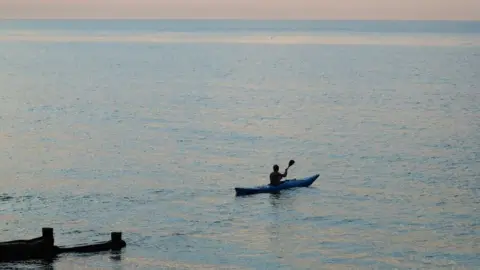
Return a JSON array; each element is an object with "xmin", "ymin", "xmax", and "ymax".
[{"xmin": 0, "ymin": 0, "xmax": 479, "ymax": 20}]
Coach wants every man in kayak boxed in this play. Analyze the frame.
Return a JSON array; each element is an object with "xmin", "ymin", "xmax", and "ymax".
[{"xmin": 270, "ymin": 164, "xmax": 288, "ymax": 186}]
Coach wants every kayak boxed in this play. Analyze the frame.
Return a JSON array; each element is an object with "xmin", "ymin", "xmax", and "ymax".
[{"xmin": 235, "ymin": 174, "xmax": 319, "ymax": 196}]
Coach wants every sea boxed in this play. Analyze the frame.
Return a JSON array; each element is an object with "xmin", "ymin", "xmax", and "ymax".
[{"xmin": 0, "ymin": 20, "xmax": 479, "ymax": 269}]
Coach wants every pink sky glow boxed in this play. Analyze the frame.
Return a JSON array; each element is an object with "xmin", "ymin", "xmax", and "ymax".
[{"xmin": 0, "ymin": 0, "xmax": 479, "ymax": 20}]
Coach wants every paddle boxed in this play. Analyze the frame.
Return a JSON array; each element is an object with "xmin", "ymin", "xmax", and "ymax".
[
  {"xmin": 285, "ymin": 160, "xmax": 295, "ymax": 181},
  {"xmin": 287, "ymin": 159, "xmax": 295, "ymax": 169}
]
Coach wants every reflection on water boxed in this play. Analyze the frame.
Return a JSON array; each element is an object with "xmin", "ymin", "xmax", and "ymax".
[
  {"xmin": 1, "ymin": 258, "xmax": 56, "ymax": 270},
  {"xmin": 268, "ymin": 192, "xmax": 297, "ymax": 210},
  {"xmin": 269, "ymin": 193, "xmax": 283, "ymax": 206},
  {"xmin": 0, "ymin": 248, "xmax": 125, "ymax": 270}
]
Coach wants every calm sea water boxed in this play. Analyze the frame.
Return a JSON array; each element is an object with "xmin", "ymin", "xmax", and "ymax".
[{"xmin": 0, "ymin": 20, "xmax": 479, "ymax": 269}]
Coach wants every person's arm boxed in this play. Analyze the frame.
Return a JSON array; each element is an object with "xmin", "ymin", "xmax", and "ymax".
[{"xmin": 281, "ymin": 168, "xmax": 288, "ymax": 178}]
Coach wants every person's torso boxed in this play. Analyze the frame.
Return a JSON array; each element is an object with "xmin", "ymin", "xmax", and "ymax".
[{"xmin": 270, "ymin": 172, "xmax": 281, "ymax": 185}]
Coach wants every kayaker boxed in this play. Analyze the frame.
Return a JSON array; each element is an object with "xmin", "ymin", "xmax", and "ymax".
[{"xmin": 269, "ymin": 164, "xmax": 288, "ymax": 186}]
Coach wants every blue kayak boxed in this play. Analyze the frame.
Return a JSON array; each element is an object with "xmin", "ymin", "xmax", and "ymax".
[{"xmin": 235, "ymin": 174, "xmax": 319, "ymax": 196}]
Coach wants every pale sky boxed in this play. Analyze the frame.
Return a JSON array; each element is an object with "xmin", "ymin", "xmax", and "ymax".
[{"xmin": 0, "ymin": 0, "xmax": 479, "ymax": 20}]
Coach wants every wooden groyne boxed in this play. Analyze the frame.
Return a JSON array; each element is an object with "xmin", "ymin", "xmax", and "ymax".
[{"xmin": 0, "ymin": 228, "xmax": 126, "ymax": 262}]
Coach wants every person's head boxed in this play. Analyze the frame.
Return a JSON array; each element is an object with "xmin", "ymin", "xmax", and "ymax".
[{"xmin": 273, "ymin": 164, "xmax": 279, "ymax": 172}]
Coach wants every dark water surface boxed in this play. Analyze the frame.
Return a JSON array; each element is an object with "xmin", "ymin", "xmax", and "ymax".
[{"xmin": 0, "ymin": 20, "xmax": 479, "ymax": 269}]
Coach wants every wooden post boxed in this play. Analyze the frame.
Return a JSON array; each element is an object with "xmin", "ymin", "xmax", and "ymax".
[
  {"xmin": 41, "ymin": 227, "xmax": 56, "ymax": 257},
  {"xmin": 110, "ymin": 232, "xmax": 126, "ymax": 250},
  {"xmin": 111, "ymin": 232, "xmax": 122, "ymax": 242},
  {"xmin": 42, "ymin": 228, "xmax": 54, "ymax": 238},
  {"xmin": 42, "ymin": 228, "xmax": 54, "ymax": 245}
]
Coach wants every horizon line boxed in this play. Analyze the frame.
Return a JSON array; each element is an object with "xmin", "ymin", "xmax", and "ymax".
[{"xmin": 1, "ymin": 18, "xmax": 480, "ymax": 22}]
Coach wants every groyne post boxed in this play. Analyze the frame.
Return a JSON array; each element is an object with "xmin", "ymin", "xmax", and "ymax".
[
  {"xmin": 110, "ymin": 232, "xmax": 126, "ymax": 250},
  {"xmin": 41, "ymin": 227, "xmax": 56, "ymax": 257}
]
